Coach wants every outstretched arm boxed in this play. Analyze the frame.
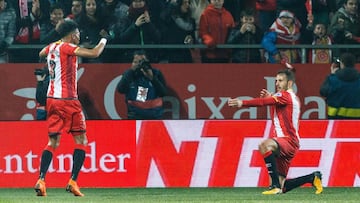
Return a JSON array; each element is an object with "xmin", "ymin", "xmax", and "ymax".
[
  {"xmin": 228, "ymin": 96, "xmax": 277, "ymax": 108},
  {"xmin": 75, "ymin": 38, "xmax": 107, "ymax": 58}
]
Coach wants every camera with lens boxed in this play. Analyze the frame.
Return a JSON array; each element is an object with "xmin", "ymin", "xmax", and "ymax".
[
  {"xmin": 138, "ymin": 59, "xmax": 151, "ymax": 71},
  {"xmin": 34, "ymin": 68, "xmax": 45, "ymax": 76},
  {"xmin": 332, "ymin": 57, "xmax": 341, "ymax": 66}
]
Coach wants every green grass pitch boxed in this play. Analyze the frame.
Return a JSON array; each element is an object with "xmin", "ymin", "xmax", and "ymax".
[{"xmin": 0, "ymin": 187, "xmax": 358, "ymax": 203}]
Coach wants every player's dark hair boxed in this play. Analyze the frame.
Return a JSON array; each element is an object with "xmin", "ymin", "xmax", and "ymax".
[
  {"xmin": 277, "ymin": 68, "xmax": 296, "ymax": 82},
  {"xmin": 57, "ymin": 19, "xmax": 78, "ymax": 39}
]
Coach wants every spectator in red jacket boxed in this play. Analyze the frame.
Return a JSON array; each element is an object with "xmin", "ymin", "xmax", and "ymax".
[{"xmin": 198, "ymin": 0, "xmax": 234, "ymax": 63}]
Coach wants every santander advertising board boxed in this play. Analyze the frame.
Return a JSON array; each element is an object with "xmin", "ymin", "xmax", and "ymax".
[{"xmin": 0, "ymin": 120, "xmax": 359, "ymax": 188}]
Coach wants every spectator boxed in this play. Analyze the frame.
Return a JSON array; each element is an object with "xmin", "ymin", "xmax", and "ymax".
[
  {"xmin": 262, "ymin": 10, "xmax": 302, "ymax": 63},
  {"xmin": 99, "ymin": 0, "xmax": 129, "ymax": 27},
  {"xmin": 227, "ymin": 8, "xmax": 263, "ymax": 63},
  {"xmin": 320, "ymin": 52, "xmax": 360, "ymax": 119},
  {"xmin": 40, "ymin": 3, "xmax": 64, "ymax": 44},
  {"xmin": 144, "ymin": 0, "xmax": 167, "ymax": 28},
  {"xmin": 121, "ymin": 0, "xmax": 167, "ymax": 24},
  {"xmin": 66, "ymin": 0, "xmax": 83, "ymax": 20},
  {"xmin": 99, "ymin": 0, "xmax": 129, "ymax": 62},
  {"xmin": 256, "ymin": 0, "xmax": 277, "ymax": 32},
  {"xmin": 159, "ymin": 0, "xmax": 196, "ymax": 63},
  {"xmin": 0, "ymin": 0, "xmax": 16, "ymax": 64},
  {"xmin": 13, "ymin": 0, "xmax": 50, "ymax": 44},
  {"xmin": 117, "ymin": 50, "xmax": 167, "ymax": 120},
  {"xmin": 75, "ymin": 0, "xmax": 111, "ymax": 63},
  {"xmin": 329, "ymin": 0, "xmax": 360, "ymax": 61},
  {"xmin": 303, "ymin": 22, "xmax": 334, "ymax": 63},
  {"xmin": 198, "ymin": 0, "xmax": 235, "ymax": 63},
  {"xmin": 10, "ymin": 0, "xmax": 50, "ymax": 63},
  {"xmin": 112, "ymin": 0, "xmax": 161, "ymax": 63},
  {"xmin": 276, "ymin": 0, "xmax": 308, "ymax": 32}
]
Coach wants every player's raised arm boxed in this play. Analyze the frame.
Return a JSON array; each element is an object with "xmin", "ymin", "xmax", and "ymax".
[{"xmin": 75, "ymin": 38, "xmax": 107, "ymax": 58}]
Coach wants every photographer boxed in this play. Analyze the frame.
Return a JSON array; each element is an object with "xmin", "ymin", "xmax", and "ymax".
[
  {"xmin": 320, "ymin": 52, "xmax": 360, "ymax": 119},
  {"xmin": 117, "ymin": 50, "xmax": 167, "ymax": 119},
  {"xmin": 34, "ymin": 65, "xmax": 49, "ymax": 120}
]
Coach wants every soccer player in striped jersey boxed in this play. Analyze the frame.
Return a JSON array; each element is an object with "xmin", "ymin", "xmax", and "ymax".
[
  {"xmin": 228, "ymin": 67, "xmax": 323, "ymax": 195},
  {"xmin": 34, "ymin": 19, "xmax": 107, "ymax": 197}
]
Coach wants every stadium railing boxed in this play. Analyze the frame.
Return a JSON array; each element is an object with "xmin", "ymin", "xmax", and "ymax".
[{"xmin": 7, "ymin": 44, "xmax": 360, "ymax": 63}]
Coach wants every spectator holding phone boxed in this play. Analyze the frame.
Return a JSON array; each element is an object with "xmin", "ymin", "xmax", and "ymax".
[
  {"xmin": 112, "ymin": 0, "xmax": 161, "ymax": 63},
  {"xmin": 320, "ymin": 52, "xmax": 360, "ymax": 119}
]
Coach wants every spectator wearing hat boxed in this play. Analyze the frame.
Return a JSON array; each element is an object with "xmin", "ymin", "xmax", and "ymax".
[
  {"xmin": 262, "ymin": 10, "xmax": 302, "ymax": 63},
  {"xmin": 276, "ymin": 0, "xmax": 308, "ymax": 32}
]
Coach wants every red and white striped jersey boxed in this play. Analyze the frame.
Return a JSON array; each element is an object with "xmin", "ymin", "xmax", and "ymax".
[
  {"xmin": 270, "ymin": 91, "xmax": 300, "ymax": 143},
  {"xmin": 44, "ymin": 41, "xmax": 79, "ymax": 99},
  {"xmin": 242, "ymin": 90, "xmax": 301, "ymax": 143}
]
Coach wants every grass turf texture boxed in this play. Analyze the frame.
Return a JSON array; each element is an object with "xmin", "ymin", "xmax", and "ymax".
[{"xmin": 0, "ymin": 187, "xmax": 357, "ymax": 203}]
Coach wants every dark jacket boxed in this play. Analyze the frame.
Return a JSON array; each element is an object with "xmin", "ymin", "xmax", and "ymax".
[
  {"xmin": 329, "ymin": 7, "xmax": 360, "ymax": 45},
  {"xmin": 227, "ymin": 24, "xmax": 263, "ymax": 63},
  {"xmin": 113, "ymin": 11, "xmax": 161, "ymax": 63},
  {"xmin": 320, "ymin": 67, "xmax": 360, "ymax": 119},
  {"xmin": 159, "ymin": 3, "xmax": 196, "ymax": 63},
  {"xmin": 40, "ymin": 21, "xmax": 60, "ymax": 44},
  {"xmin": 117, "ymin": 67, "xmax": 167, "ymax": 119}
]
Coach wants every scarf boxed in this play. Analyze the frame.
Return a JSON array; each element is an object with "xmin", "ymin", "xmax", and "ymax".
[
  {"xmin": 269, "ymin": 18, "xmax": 302, "ymax": 44},
  {"xmin": 19, "ymin": 0, "xmax": 28, "ymax": 18},
  {"xmin": 312, "ymin": 36, "xmax": 332, "ymax": 64}
]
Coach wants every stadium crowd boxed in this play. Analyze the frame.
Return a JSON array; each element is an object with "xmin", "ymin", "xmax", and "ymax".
[{"xmin": 1, "ymin": 0, "xmax": 359, "ymax": 63}]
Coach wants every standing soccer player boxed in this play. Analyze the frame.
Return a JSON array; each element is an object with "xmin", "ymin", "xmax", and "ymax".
[
  {"xmin": 34, "ymin": 19, "xmax": 107, "ymax": 197},
  {"xmin": 228, "ymin": 66, "xmax": 323, "ymax": 195}
]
